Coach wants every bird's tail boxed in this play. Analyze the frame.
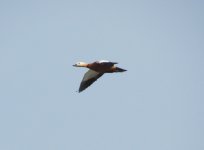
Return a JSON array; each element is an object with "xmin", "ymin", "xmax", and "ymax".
[{"xmin": 115, "ymin": 67, "xmax": 127, "ymax": 72}]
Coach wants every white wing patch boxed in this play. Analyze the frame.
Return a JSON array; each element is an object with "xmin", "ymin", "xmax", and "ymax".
[
  {"xmin": 82, "ymin": 69, "xmax": 100, "ymax": 82},
  {"xmin": 98, "ymin": 60, "xmax": 110, "ymax": 63}
]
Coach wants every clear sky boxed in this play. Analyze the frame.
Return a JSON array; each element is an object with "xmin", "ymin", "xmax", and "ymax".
[{"xmin": 0, "ymin": 0, "xmax": 204, "ymax": 150}]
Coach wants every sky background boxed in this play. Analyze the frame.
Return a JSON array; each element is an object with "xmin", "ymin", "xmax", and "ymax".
[{"xmin": 0, "ymin": 0, "xmax": 204, "ymax": 150}]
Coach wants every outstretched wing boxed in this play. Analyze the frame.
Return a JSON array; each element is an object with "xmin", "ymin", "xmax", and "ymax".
[{"xmin": 79, "ymin": 69, "xmax": 104, "ymax": 92}]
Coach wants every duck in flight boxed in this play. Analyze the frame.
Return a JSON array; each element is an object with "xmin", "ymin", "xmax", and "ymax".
[{"xmin": 73, "ymin": 60, "xmax": 127, "ymax": 92}]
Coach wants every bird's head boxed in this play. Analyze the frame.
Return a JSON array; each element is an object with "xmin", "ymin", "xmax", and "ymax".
[{"xmin": 73, "ymin": 62, "xmax": 88, "ymax": 67}]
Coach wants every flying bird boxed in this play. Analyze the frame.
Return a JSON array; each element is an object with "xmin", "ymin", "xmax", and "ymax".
[{"xmin": 73, "ymin": 60, "xmax": 127, "ymax": 92}]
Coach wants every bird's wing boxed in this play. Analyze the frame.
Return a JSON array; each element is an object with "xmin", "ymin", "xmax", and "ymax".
[
  {"xmin": 79, "ymin": 69, "xmax": 104, "ymax": 92},
  {"xmin": 96, "ymin": 60, "xmax": 118, "ymax": 67},
  {"xmin": 98, "ymin": 60, "xmax": 110, "ymax": 63}
]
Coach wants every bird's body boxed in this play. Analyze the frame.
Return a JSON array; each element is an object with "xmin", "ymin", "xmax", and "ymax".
[
  {"xmin": 73, "ymin": 60, "xmax": 126, "ymax": 92},
  {"xmin": 87, "ymin": 61, "xmax": 118, "ymax": 72}
]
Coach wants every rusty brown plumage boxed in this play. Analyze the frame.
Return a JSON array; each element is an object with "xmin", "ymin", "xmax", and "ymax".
[{"xmin": 73, "ymin": 60, "xmax": 126, "ymax": 92}]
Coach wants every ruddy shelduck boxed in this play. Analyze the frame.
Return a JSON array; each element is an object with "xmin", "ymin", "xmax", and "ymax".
[{"xmin": 73, "ymin": 60, "xmax": 127, "ymax": 92}]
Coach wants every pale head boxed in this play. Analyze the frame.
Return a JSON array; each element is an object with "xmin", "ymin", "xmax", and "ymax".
[{"xmin": 73, "ymin": 62, "xmax": 88, "ymax": 67}]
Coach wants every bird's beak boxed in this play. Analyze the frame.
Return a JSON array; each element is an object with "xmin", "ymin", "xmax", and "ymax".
[{"xmin": 73, "ymin": 64, "xmax": 77, "ymax": 67}]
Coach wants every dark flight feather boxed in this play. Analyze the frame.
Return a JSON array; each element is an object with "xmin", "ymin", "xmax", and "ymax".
[{"xmin": 79, "ymin": 73, "xmax": 104, "ymax": 92}]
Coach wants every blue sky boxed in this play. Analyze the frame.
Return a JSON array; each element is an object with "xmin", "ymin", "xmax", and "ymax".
[{"xmin": 0, "ymin": 0, "xmax": 204, "ymax": 150}]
